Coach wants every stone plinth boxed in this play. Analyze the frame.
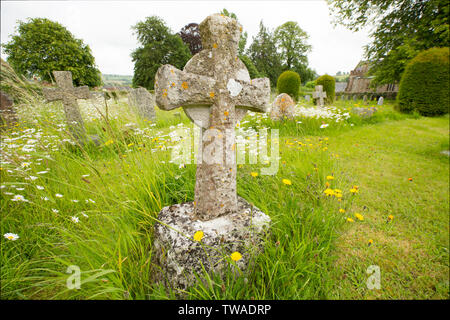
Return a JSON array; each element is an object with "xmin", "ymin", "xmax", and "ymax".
[{"xmin": 152, "ymin": 197, "xmax": 271, "ymax": 291}]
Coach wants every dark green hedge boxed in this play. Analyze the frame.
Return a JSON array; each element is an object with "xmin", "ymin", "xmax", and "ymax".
[
  {"xmin": 396, "ymin": 47, "xmax": 449, "ymax": 116},
  {"xmin": 277, "ymin": 70, "xmax": 301, "ymax": 101},
  {"xmin": 315, "ymin": 74, "xmax": 335, "ymax": 104}
]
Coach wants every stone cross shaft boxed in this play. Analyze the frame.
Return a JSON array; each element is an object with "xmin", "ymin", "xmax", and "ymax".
[
  {"xmin": 312, "ymin": 85, "xmax": 327, "ymax": 107},
  {"xmin": 43, "ymin": 71, "xmax": 90, "ymax": 141},
  {"xmin": 155, "ymin": 14, "xmax": 270, "ymax": 221}
]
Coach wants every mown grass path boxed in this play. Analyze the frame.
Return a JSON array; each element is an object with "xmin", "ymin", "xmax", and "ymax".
[{"xmin": 326, "ymin": 116, "xmax": 449, "ymax": 299}]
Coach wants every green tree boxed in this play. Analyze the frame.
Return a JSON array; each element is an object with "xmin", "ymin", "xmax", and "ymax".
[
  {"xmin": 2, "ymin": 18, "xmax": 101, "ymax": 87},
  {"xmin": 131, "ymin": 16, "xmax": 191, "ymax": 90},
  {"xmin": 247, "ymin": 21, "xmax": 283, "ymax": 87},
  {"xmin": 327, "ymin": 0, "xmax": 450, "ymax": 85},
  {"xmin": 274, "ymin": 21, "xmax": 312, "ymax": 70}
]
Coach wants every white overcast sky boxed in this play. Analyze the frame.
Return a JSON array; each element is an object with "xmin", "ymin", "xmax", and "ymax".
[{"xmin": 1, "ymin": 0, "xmax": 372, "ymax": 76}]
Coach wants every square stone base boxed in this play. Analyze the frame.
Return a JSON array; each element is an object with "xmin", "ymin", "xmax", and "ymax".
[{"xmin": 152, "ymin": 197, "xmax": 271, "ymax": 291}]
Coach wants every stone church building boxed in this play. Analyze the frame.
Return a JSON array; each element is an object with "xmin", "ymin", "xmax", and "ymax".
[{"xmin": 344, "ymin": 61, "xmax": 398, "ymax": 98}]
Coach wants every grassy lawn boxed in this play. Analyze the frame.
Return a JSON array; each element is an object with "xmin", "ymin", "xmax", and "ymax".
[{"xmin": 1, "ymin": 97, "xmax": 448, "ymax": 299}]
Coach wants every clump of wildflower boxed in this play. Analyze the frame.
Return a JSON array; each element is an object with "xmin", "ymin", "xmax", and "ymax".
[
  {"xmin": 193, "ymin": 231, "xmax": 204, "ymax": 242},
  {"xmin": 230, "ymin": 252, "xmax": 242, "ymax": 262},
  {"xmin": 4, "ymin": 233, "xmax": 19, "ymax": 241}
]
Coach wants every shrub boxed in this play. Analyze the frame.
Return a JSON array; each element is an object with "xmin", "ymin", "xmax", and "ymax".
[
  {"xmin": 305, "ymin": 80, "xmax": 316, "ymax": 89},
  {"xmin": 396, "ymin": 47, "xmax": 449, "ymax": 116},
  {"xmin": 239, "ymin": 55, "xmax": 261, "ymax": 79},
  {"xmin": 315, "ymin": 74, "xmax": 335, "ymax": 103},
  {"xmin": 277, "ymin": 70, "xmax": 301, "ymax": 100}
]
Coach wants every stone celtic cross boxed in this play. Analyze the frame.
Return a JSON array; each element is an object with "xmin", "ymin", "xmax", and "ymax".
[
  {"xmin": 154, "ymin": 14, "xmax": 270, "ymax": 221},
  {"xmin": 312, "ymin": 85, "xmax": 327, "ymax": 107},
  {"xmin": 43, "ymin": 71, "xmax": 90, "ymax": 141}
]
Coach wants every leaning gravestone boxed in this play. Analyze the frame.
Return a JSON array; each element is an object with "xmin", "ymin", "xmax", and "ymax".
[
  {"xmin": 312, "ymin": 85, "xmax": 327, "ymax": 107},
  {"xmin": 128, "ymin": 87, "xmax": 156, "ymax": 121},
  {"xmin": 0, "ymin": 91, "xmax": 18, "ymax": 128},
  {"xmin": 377, "ymin": 96, "xmax": 384, "ymax": 106},
  {"xmin": 43, "ymin": 71, "xmax": 90, "ymax": 142},
  {"xmin": 270, "ymin": 93, "xmax": 295, "ymax": 120},
  {"xmin": 152, "ymin": 14, "xmax": 271, "ymax": 291}
]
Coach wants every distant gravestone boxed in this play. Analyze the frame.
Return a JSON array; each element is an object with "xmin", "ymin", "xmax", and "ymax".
[
  {"xmin": 363, "ymin": 95, "xmax": 368, "ymax": 104},
  {"xmin": 43, "ymin": 71, "xmax": 90, "ymax": 142},
  {"xmin": 340, "ymin": 94, "xmax": 345, "ymax": 101},
  {"xmin": 305, "ymin": 95, "xmax": 311, "ymax": 102},
  {"xmin": 377, "ymin": 96, "xmax": 384, "ymax": 106},
  {"xmin": 270, "ymin": 93, "xmax": 295, "ymax": 120},
  {"xmin": 128, "ymin": 87, "xmax": 156, "ymax": 121},
  {"xmin": 352, "ymin": 107, "xmax": 377, "ymax": 118},
  {"xmin": 353, "ymin": 95, "xmax": 357, "ymax": 101},
  {"xmin": 0, "ymin": 91, "xmax": 18, "ymax": 128},
  {"xmin": 312, "ymin": 85, "xmax": 327, "ymax": 107},
  {"xmin": 152, "ymin": 14, "xmax": 271, "ymax": 291}
]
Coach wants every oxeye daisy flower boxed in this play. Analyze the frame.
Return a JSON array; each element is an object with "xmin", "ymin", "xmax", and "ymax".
[
  {"xmin": 4, "ymin": 233, "xmax": 19, "ymax": 241},
  {"xmin": 55, "ymin": 193, "xmax": 63, "ymax": 198},
  {"xmin": 11, "ymin": 195, "xmax": 27, "ymax": 202},
  {"xmin": 71, "ymin": 216, "xmax": 79, "ymax": 223}
]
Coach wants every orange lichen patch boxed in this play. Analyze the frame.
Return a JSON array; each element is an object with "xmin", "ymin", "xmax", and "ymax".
[
  {"xmin": 209, "ymin": 92, "xmax": 215, "ymax": 98},
  {"xmin": 181, "ymin": 82, "xmax": 188, "ymax": 89},
  {"xmin": 162, "ymin": 89, "xmax": 168, "ymax": 97},
  {"xmin": 170, "ymin": 69, "xmax": 174, "ymax": 74},
  {"xmin": 171, "ymin": 82, "xmax": 176, "ymax": 87},
  {"xmin": 224, "ymin": 111, "xmax": 229, "ymax": 116},
  {"xmin": 213, "ymin": 43, "xmax": 218, "ymax": 49}
]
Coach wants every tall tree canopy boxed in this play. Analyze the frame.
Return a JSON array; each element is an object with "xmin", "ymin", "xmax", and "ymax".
[
  {"xmin": 327, "ymin": 0, "xmax": 450, "ymax": 86},
  {"xmin": 131, "ymin": 16, "xmax": 191, "ymax": 90},
  {"xmin": 2, "ymin": 18, "xmax": 102, "ymax": 87},
  {"xmin": 274, "ymin": 21, "xmax": 311, "ymax": 70},
  {"xmin": 247, "ymin": 21, "xmax": 283, "ymax": 87},
  {"xmin": 179, "ymin": 23, "xmax": 202, "ymax": 55}
]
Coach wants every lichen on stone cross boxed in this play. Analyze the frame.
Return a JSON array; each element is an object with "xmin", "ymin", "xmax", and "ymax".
[
  {"xmin": 154, "ymin": 13, "xmax": 270, "ymax": 221},
  {"xmin": 312, "ymin": 85, "xmax": 327, "ymax": 107},
  {"xmin": 43, "ymin": 71, "xmax": 90, "ymax": 141}
]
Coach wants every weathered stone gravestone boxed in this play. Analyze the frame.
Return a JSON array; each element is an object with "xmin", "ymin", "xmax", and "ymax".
[
  {"xmin": 0, "ymin": 91, "xmax": 18, "ymax": 128},
  {"xmin": 377, "ymin": 96, "xmax": 384, "ymax": 106},
  {"xmin": 340, "ymin": 94, "xmax": 345, "ymax": 101},
  {"xmin": 152, "ymin": 14, "xmax": 271, "ymax": 291},
  {"xmin": 127, "ymin": 87, "xmax": 156, "ymax": 121},
  {"xmin": 304, "ymin": 95, "xmax": 311, "ymax": 102},
  {"xmin": 270, "ymin": 93, "xmax": 295, "ymax": 120},
  {"xmin": 363, "ymin": 95, "xmax": 368, "ymax": 104},
  {"xmin": 352, "ymin": 107, "xmax": 377, "ymax": 118},
  {"xmin": 43, "ymin": 71, "xmax": 90, "ymax": 142},
  {"xmin": 353, "ymin": 95, "xmax": 357, "ymax": 101},
  {"xmin": 312, "ymin": 85, "xmax": 327, "ymax": 107}
]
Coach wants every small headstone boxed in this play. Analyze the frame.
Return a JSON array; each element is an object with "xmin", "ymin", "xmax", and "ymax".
[
  {"xmin": 152, "ymin": 14, "xmax": 271, "ymax": 291},
  {"xmin": 363, "ymin": 95, "xmax": 368, "ymax": 104},
  {"xmin": 377, "ymin": 96, "xmax": 384, "ymax": 106},
  {"xmin": 352, "ymin": 107, "xmax": 377, "ymax": 118},
  {"xmin": 0, "ymin": 91, "xmax": 18, "ymax": 128},
  {"xmin": 340, "ymin": 94, "xmax": 345, "ymax": 101},
  {"xmin": 305, "ymin": 95, "xmax": 310, "ymax": 102},
  {"xmin": 128, "ymin": 87, "xmax": 156, "ymax": 121},
  {"xmin": 312, "ymin": 85, "xmax": 327, "ymax": 107},
  {"xmin": 270, "ymin": 93, "xmax": 295, "ymax": 120},
  {"xmin": 353, "ymin": 95, "xmax": 357, "ymax": 101}
]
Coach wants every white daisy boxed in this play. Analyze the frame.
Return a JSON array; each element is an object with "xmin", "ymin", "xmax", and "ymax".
[
  {"xmin": 4, "ymin": 233, "xmax": 19, "ymax": 241},
  {"xmin": 71, "ymin": 216, "xmax": 79, "ymax": 223},
  {"xmin": 36, "ymin": 185, "xmax": 44, "ymax": 190},
  {"xmin": 11, "ymin": 195, "xmax": 27, "ymax": 202},
  {"xmin": 52, "ymin": 208, "xmax": 59, "ymax": 213},
  {"xmin": 55, "ymin": 193, "xmax": 63, "ymax": 198}
]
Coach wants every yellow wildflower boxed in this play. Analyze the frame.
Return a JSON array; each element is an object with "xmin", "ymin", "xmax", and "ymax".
[
  {"xmin": 324, "ymin": 188, "xmax": 335, "ymax": 196},
  {"xmin": 355, "ymin": 213, "xmax": 364, "ymax": 221},
  {"xmin": 326, "ymin": 175, "xmax": 334, "ymax": 180},
  {"xmin": 282, "ymin": 179, "xmax": 292, "ymax": 185},
  {"xmin": 347, "ymin": 218, "xmax": 354, "ymax": 222},
  {"xmin": 250, "ymin": 172, "xmax": 258, "ymax": 177},
  {"xmin": 230, "ymin": 251, "xmax": 242, "ymax": 262},
  {"xmin": 193, "ymin": 231, "xmax": 204, "ymax": 242},
  {"xmin": 339, "ymin": 208, "xmax": 346, "ymax": 213}
]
